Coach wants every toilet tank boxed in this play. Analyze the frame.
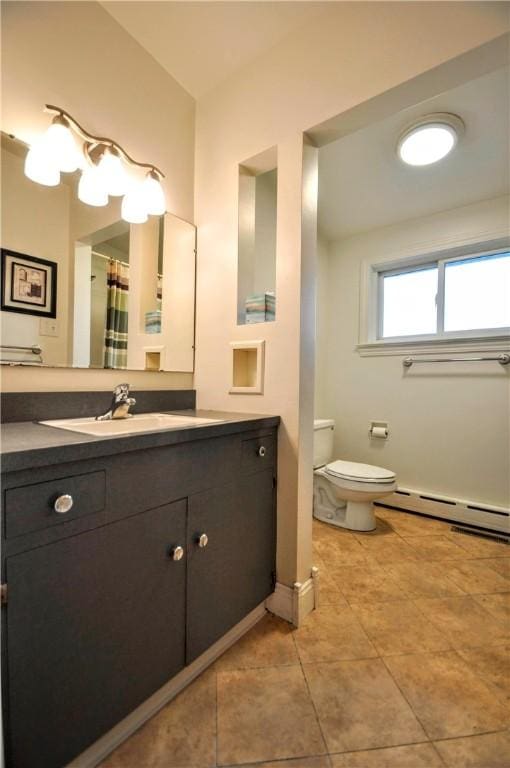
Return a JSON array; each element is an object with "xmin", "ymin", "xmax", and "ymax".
[{"xmin": 313, "ymin": 419, "xmax": 335, "ymax": 468}]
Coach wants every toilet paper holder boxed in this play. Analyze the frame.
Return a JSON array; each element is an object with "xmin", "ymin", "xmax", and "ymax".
[{"xmin": 369, "ymin": 421, "xmax": 388, "ymax": 439}]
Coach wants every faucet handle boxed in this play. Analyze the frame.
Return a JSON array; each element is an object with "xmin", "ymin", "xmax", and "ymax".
[
  {"xmin": 96, "ymin": 384, "xmax": 134, "ymax": 421},
  {"xmin": 113, "ymin": 383, "xmax": 130, "ymax": 401}
]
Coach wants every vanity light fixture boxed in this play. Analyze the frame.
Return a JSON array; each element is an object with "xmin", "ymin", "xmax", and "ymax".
[
  {"xmin": 142, "ymin": 170, "xmax": 167, "ymax": 216},
  {"xmin": 96, "ymin": 147, "xmax": 129, "ymax": 197},
  {"xmin": 397, "ymin": 113, "xmax": 464, "ymax": 166},
  {"xmin": 23, "ymin": 105, "xmax": 166, "ymax": 222},
  {"xmin": 24, "ymin": 137, "xmax": 61, "ymax": 187},
  {"xmin": 45, "ymin": 115, "xmax": 83, "ymax": 173},
  {"xmin": 24, "ymin": 114, "xmax": 82, "ymax": 185},
  {"xmin": 121, "ymin": 182, "xmax": 149, "ymax": 224},
  {"xmin": 78, "ymin": 163, "xmax": 109, "ymax": 207}
]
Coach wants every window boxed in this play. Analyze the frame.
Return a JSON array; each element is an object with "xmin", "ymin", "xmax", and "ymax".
[{"xmin": 379, "ymin": 250, "xmax": 510, "ymax": 340}]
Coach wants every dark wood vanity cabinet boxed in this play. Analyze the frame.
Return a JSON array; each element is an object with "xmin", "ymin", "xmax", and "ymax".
[
  {"xmin": 6, "ymin": 501, "xmax": 187, "ymax": 768},
  {"xmin": 187, "ymin": 469, "xmax": 275, "ymax": 662},
  {"xmin": 1, "ymin": 426, "xmax": 277, "ymax": 768}
]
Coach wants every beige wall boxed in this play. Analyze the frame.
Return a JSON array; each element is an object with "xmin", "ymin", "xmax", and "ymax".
[
  {"xmin": 253, "ymin": 169, "xmax": 277, "ymax": 296},
  {"xmin": 316, "ymin": 195, "xmax": 510, "ymax": 508},
  {"xmin": 194, "ymin": 2, "xmax": 509, "ymax": 586},
  {"xmin": 1, "ymin": 0, "xmax": 195, "ymax": 392},
  {"xmin": 314, "ymin": 237, "xmax": 330, "ymax": 417}
]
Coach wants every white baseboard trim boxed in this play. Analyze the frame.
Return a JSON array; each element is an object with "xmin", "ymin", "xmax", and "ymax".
[
  {"xmin": 266, "ymin": 568, "xmax": 319, "ymax": 626},
  {"xmin": 377, "ymin": 487, "xmax": 510, "ymax": 534},
  {"xmin": 67, "ymin": 602, "xmax": 267, "ymax": 768},
  {"xmin": 265, "ymin": 582, "xmax": 293, "ymax": 622}
]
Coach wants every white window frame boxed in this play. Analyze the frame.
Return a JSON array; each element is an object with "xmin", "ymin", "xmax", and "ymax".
[{"xmin": 358, "ymin": 235, "xmax": 510, "ymax": 356}]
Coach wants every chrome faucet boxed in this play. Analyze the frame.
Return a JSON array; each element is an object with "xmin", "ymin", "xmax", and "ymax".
[{"xmin": 96, "ymin": 383, "xmax": 136, "ymax": 421}]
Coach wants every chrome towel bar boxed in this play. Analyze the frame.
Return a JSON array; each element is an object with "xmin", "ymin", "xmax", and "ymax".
[
  {"xmin": 403, "ymin": 353, "xmax": 510, "ymax": 368},
  {"xmin": 0, "ymin": 344, "xmax": 42, "ymax": 355}
]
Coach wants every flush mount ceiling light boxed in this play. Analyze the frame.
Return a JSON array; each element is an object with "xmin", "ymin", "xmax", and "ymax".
[
  {"xmin": 397, "ymin": 113, "xmax": 464, "ymax": 167},
  {"xmin": 23, "ymin": 105, "xmax": 166, "ymax": 223}
]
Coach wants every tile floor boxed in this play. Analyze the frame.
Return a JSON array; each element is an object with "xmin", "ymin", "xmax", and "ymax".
[{"xmin": 101, "ymin": 509, "xmax": 510, "ymax": 768}]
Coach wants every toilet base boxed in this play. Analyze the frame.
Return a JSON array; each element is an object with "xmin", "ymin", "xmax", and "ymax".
[{"xmin": 313, "ymin": 499, "xmax": 376, "ymax": 532}]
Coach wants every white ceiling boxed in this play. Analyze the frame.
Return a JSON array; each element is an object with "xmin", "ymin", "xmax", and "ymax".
[
  {"xmin": 318, "ymin": 67, "xmax": 510, "ymax": 242},
  {"xmin": 101, "ymin": 1, "xmax": 327, "ymax": 99}
]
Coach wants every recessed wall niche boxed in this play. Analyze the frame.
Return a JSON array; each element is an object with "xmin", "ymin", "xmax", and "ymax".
[
  {"xmin": 230, "ymin": 340, "xmax": 265, "ymax": 394},
  {"xmin": 237, "ymin": 147, "xmax": 277, "ymax": 325}
]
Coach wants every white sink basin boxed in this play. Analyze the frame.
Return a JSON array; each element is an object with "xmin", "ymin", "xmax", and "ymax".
[{"xmin": 40, "ymin": 413, "xmax": 223, "ymax": 437}]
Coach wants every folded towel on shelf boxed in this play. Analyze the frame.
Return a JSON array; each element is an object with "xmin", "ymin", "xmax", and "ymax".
[
  {"xmin": 245, "ymin": 290, "xmax": 275, "ymax": 324},
  {"xmin": 145, "ymin": 310, "xmax": 162, "ymax": 334}
]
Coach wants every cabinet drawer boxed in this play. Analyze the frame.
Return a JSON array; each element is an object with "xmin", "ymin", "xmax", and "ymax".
[
  {"xmin": 241, "ymin": 434, "xmax": 275, "ymax": 474},
  {"xmin": 5, "ymin": 470, "xmax": 106, "ymax": 539}
]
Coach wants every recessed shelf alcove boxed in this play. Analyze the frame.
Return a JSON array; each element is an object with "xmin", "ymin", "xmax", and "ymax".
[{"xmin": 230, "ymin": 340, "xmax": 265, "ymax": 394}]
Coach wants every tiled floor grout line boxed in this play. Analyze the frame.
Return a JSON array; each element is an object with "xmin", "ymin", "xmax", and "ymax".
[
  {"xmin": 325, "ymin": 736, "xmax": 448, "ymax": 757},
  {"xmin": 430, "ymin": 727, "xmax": 510, "ymax": 768},
  {"xmin": 214, "ymin": 622, "xmax": 339, "ymax": 768},
  {"xmin": 221, "ymin": 752, "xmax": 331, "ymax": 768},
  {"xmin": 217, "ymin": 660, "xmax": 302, "ymax": 671},
  {"xmin": 430, "ymin": 741, "xmax": 449, "ymax": 767},
  {"xmin": 290, "ymin": 629, "xmax": 332, "ymax": 765},
  {"xmin": 431, "ymin": 726, "xmax": 510, "ymax": 745},
  {"xmin": 292, "ymin": 585, "xmax": 447, "ymax": 762},
  {"xmin": 408, "ymin": 591, "xmax": 510, "ymax": 644},
  {"xmin": 377, "ymin": 653, "xmax": 435, "ymax": 744}
]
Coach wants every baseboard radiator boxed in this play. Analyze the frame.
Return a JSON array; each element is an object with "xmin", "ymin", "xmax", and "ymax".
[{"xmin": 375, "ymin": 486, "xmax": 510, "ymax": 535}]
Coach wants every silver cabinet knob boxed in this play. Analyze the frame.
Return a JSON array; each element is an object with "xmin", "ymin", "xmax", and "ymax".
[
  {"xmin": 54, "ymin": 494, "xmax": 73, "ymax": 514},
  {"xmin": 170, "ymin": 545, "xmax": 184, "ymax": 561},
  {"xmin": 197, "ymin": 533, "xmax": 209, "ymax": 548},
  {"xmin": 258, "ymin": 446, "xmax": 267, "ymax": 458}
]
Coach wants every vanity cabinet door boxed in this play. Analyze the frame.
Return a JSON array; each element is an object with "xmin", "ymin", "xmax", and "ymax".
[
  {"xmin": 186, "ymin": 469, "xmax": 276, "ymax": 663},
  {"xmin": 4, "ymin": 501, "xmax": 187, "ymax": 768}
]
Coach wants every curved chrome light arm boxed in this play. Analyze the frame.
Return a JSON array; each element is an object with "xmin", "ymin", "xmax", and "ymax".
[{"xmin": 44, "ymin": 104, "xmax": 165, "ymax": 178}]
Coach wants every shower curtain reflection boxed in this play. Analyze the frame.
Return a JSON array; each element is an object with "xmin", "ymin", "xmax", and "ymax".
[{"xmin": 104, "ymin": 259, "xmax": 129, "ymax": 369}]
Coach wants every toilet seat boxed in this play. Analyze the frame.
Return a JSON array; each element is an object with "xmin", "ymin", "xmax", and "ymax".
[
  {"xmin": 316, "ymin": 466, "xmax": 396, "ymax": 496},
  {"xmin": 325, "ymin": 459, "xmax": 396, "ymax": 484}
]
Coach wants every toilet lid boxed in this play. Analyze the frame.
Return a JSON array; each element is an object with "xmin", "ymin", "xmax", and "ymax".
[{"xmin": 325, "ymin": 459, "xmax": 396, "ymax": 483}]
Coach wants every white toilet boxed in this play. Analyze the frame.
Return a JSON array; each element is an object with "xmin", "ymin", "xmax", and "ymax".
[{"xmin": 313, "ymin": 419, "xmax": 397, "ymax": 532}]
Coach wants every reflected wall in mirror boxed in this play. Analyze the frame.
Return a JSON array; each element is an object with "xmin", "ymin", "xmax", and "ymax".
[
  {"xmin": 237, "ymin": 146, "xmax": 277, "ymax": 325},
  {"xmin": 0, "ymin": 133, "xmax": 195, "ymax": 372}
]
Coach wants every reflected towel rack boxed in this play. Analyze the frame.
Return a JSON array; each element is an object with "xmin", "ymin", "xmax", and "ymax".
[
  {"xmin": 403, "ymin": 354, "xmax": 510, "ymax": 368},
  {"xmin": 1, "ymin": 344, "xmax": 42, "ymax": 356},
  {"xmin": 0, "ymin": 344, "xmax": 43, "ymax": 364}
]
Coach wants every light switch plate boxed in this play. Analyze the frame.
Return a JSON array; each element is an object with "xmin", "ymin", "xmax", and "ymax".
[{"xmin": 39, "ymin": 318, "xmax": 59, "ymax": 337}]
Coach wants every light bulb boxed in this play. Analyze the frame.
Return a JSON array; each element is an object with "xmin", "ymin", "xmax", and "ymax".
[
  {"xmin": 142, "ymin": 171, "xmax": 166, "ymax": 215},
  {"xmin": 45, "ymin": 120, "xmax": 82, "ymax": 172},
  {"xmin": 97, "ymin": 148, "xmax": 128, "ymax": 196},
  {"xmin": 398, "ymin": 125, "xmax": 456, "ymax": 166},
  {"xmin": 397, "ymin": 114, "xmax": 463, "ymax": 167},
  {"xmin": 121, "ymin": 181, "xmax": 148, "ymax": 224},
  {"xmin": 24, "ymin": 141, "xmax": 60, "ymax": 186},
  {"xmin": 78, "ymin": 164, "xmax": 108, "ymax": 207}
]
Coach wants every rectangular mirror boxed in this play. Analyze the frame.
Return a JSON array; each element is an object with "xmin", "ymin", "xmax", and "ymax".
[
  {"xmin": 237, "ymin": 147, "xmax": 277, "ymax": 325},
  {"xmin": 1, "ymin": 133, "xmax": 195, "ymax": 372}
]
